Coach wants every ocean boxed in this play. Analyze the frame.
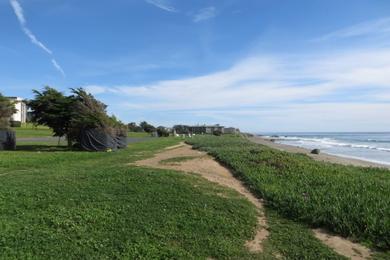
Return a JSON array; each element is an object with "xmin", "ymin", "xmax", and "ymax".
[{"xmin": 261, "ymin": 132, "xmax": 390, "ymax": 166}]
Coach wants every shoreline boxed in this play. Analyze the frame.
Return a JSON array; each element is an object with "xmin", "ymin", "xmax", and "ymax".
[{"xmin": 248, "ymin": 136, "xmax": 390, "ymax": 169}]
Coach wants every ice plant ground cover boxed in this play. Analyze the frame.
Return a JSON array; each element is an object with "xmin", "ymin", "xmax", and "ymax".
[{"xmin": 187, "ymin": 135, "xmax": 390, "ymax": 254}]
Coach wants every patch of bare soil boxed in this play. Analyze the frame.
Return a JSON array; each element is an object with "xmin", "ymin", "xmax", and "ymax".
[
  {"xmin": 133, "ymin": 143, "xmax": 269, "ymax": 253},
  {"xmin": 314, "ymin": 229, "xmax": 372, "ymax": 260}
]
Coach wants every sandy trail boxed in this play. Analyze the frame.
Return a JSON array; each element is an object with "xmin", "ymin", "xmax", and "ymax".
[
  {"xmin": 314, "ymin": 229, "xmax": 371, "ymax": 260},
  {"xmin": 133, "ymin": 143, "xmax": 372, "ymax": 259},
  {"xmin": 133, "ymin": 143, "xmax": 269, "ymax": 253}
]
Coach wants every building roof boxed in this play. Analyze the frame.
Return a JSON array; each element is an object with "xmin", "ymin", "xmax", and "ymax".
[{"xmin": 6, "ymin": 97, "xmax": 24, "ymax": 101}]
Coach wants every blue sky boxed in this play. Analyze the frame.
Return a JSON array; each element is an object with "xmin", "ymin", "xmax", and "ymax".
[{"xmin": 1, "ymin": 0, "xmax": 390, "ymax": 132}]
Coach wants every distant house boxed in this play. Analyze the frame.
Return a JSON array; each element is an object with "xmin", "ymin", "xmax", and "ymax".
[
  {"xmin": 188, "ymin": 124, "xmax": 225, "ymax": 134},
  {"xmin": 224, "ymin": 127, "xmax": 240, "ymax": 134},
  {"xmin": 7, "ymin": 97, "xmax": 27, "ymax": 124}
]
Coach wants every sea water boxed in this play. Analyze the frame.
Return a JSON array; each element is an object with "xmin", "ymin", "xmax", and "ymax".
[{"xmin": 262, "ymin": 132, "xmax": 390, "ymax": 166}]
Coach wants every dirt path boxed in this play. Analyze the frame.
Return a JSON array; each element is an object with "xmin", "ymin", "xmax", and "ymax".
[
  {"xmin": 133, "ymin": 143, "xmax": 269, "ymax": 253},
  {"xmin": 133, "ymin": 143, "xmax": 372, "ymax": 259},
  {"xmin": 314, "ymin": 229, "xmax": 371, "ymax": 260}
]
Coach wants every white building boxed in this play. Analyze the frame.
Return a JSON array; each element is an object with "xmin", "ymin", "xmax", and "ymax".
[{"xmin": 7, "ymin": 97, "xmax": 27, "ymax": 123}]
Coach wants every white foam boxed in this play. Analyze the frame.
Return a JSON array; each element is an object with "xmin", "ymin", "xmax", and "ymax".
[{"xmin": 278, "ymin": 136, "xmax": 390, "ymax": 152}]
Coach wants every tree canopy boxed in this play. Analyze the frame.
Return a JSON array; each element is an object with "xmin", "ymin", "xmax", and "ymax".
[
  {"xmin": 127, "ymin": 122, "xmax": 144, "ymax": 132},
  {"xmin": 28, "ymin": 87, "xmax": 74, "ymax": 138}
]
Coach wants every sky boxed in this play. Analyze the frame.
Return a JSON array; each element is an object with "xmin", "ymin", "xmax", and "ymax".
[{"xmin": 1, "ymin": 0, "xmax": 390, "ymax": 132}]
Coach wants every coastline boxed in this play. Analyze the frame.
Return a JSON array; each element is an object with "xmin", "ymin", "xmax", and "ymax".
[{"xmin": 248, "ymin": 136, "xmax": 390, "ymax": 169}]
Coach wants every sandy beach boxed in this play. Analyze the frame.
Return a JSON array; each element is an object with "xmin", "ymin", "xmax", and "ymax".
[{"xmin": 249, "ymin": 136, "xmax": 390, "ymax": 169}]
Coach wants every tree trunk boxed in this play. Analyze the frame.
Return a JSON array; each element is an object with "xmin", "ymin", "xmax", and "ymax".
[{"xmin": 66, "ymin": 135, "xmax": 72, "ymax": 148}]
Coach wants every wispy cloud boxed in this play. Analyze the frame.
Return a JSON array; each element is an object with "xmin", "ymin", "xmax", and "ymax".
[
  {"xmin": 316, "ymin": 17, "xmax": 390, "ymax": 41},
  {"xmin": 145, "ymin": 0, "xmax": 177, "ymax": 13},
  {"xmin": 51, "ymin": 59, "xmax": 65, "ymax": 77},
  {"xmin": 193, "ymin": 6, "xmax": 217, "ymax": 23},
  {"xmin": 9, "ymin": 0, "xmax": 65, "ymax": 77}
]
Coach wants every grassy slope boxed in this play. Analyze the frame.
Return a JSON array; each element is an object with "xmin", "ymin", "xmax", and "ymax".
[
  {"xmin": 0, "ymin": 138, "xmax": 262, "ymax": 259},
  {"xmin": 187, "ymin": 135, "xmax": 390, "ymax": 254}
]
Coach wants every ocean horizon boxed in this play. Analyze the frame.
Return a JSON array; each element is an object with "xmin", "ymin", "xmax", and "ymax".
[{"xmin": 259, "ymin": 132, "xmax": 390, "ymax": 166}]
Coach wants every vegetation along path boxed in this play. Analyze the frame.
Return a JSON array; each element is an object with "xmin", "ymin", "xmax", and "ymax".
[
  {"xmin": 133, "ymin": 142, "xmax": 375, "ymax": 259},
  {"xmin": 133, "ymin": 143, "xmax": 269, "ymax": 253},
  {"xmin": 187, "ymin": 135, "xmax": 390, "ymax": 259}
]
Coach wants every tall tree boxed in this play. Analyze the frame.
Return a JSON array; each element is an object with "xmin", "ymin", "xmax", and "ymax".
[
  {"xmin": 69, "ymin": 88, "xmax": 110, "ymax": 129},
  {"xmin": 0, "ymin": 93, "xmax": 17, "ymax": 129},
  {"xmin": 28, "ymin": 87, "xmax": 74, "ymax": 144}
]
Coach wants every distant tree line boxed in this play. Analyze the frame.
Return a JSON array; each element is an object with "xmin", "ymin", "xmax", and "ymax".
[{"xmin": 128, "ymin": 121, "xmax": 170, "ymax": 137}]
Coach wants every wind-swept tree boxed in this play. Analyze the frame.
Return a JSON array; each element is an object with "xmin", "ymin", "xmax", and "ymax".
[
  {"xmin": 28, "ymin": 87, "xmax": 74, "ymax": 145},
  {"xmin": 0, "ymin": 93, "xmax": 17, "ymax": 129}
]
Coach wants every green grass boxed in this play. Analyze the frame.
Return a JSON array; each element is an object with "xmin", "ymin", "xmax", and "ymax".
[
  {"xmin": 263, "ymin": 210, "xmax": 344, "ymax": 259},
  {"xmin": 0, "ymin": 137, "xmax": 366, "ymax": 258},
  {"xmin": 127, "ymin": 132, "xmax": 151, "ymax": 138},
  {"xmin": 0, "ymin": 138, "xmax": 264, "ymax": 259},
  {"xmin": 187, "ymin": 135, "xmax": 390, "ymax": 252},
  {"xmin": 12, "ymin": 123, "xmax": 53, "ymax": 138}
]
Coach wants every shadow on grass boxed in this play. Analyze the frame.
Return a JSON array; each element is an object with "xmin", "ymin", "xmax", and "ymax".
[{"xmin": 15, "ymin": 145, "xmax": 72, "ymax": 152}]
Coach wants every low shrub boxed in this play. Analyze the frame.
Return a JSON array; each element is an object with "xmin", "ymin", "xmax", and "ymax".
[{"xmin": 10, "ymin": 121, "xmax": 22, "ymax": 128}]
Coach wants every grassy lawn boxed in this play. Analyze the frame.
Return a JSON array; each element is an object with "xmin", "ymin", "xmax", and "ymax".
[
  {"xmin": 12, "ymin": 125, "xmax": 150, "ymax": 139},
  {"xmin": 0, "ymin": 138, "xmax": 351, "ymax": 259},
  {"xmin": 0, "ymin": 138, "xmax": 264, "ymax": 259},
  {"xmin": 127, "ymin": 132, "xmax": 151, "ymax": 138},
  {"xmin": 12, "ymin": 123, "xmax": 53, "ymax": 138},
  {"xmin": 187, "ymin": 135, "xmax": 390, "ymax": 255}
]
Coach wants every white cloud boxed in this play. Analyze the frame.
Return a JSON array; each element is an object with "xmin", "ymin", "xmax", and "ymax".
[
  {"xmin": 145, "ymin": 0, "xmax": 177, "ymax": 12},
  {"xmin": 192, "ymin": 103, "xmax": 390, "ymax": 132},
  {"xmin": 193, "ymin": 6, "xmax": 217, "ymax": 23},
  {"xmin": 9, "ymin": 0, "xmax": 65, "ymax": 77},
  {"xmin": 86, "ymin": 48, "xmax": 390, "ymax": 110},
  {"xmin": 316, "ymin": 17, "xmax": 390, "ymax": 41},
  {"xmin": 83, "ymin": 47, "xmax": 390, "ymax": 131}
]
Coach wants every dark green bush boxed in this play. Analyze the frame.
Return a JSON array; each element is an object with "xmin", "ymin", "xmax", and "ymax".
[
  {"xmin": 157, "ymin": 126, "xmax": 170, "ymax": 137},
  {"xmin": 213, "ymin": 129, "xmax": 222, "ymax": 136},
  {"xmin": 10, "ymin": 121, "xmax": 22, "ymax": 128}
]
